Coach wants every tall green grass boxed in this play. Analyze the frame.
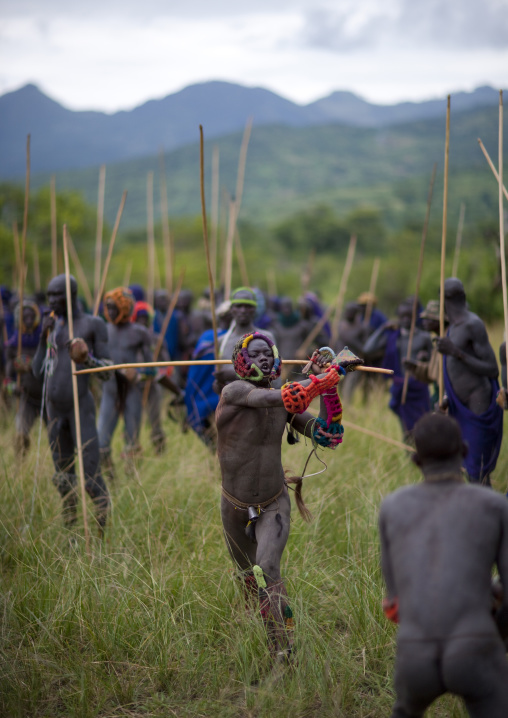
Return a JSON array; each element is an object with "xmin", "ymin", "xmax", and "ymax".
[{"xmin": 2, "ymin": 375, "xmax": 506, "ymax": 717}]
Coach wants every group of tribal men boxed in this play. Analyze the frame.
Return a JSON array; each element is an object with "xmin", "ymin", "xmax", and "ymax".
[{"xmin": 2, "ymin": 272, "xmax": 508, "ymax": 717}]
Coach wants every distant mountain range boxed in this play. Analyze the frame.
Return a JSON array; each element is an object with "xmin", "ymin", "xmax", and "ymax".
[{"xmin": 0, "ymin": 81, "xmax": 505, "ymax": 177}]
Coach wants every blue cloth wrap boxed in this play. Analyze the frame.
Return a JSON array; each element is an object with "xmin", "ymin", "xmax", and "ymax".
[
  {"xmin": 184, "ymin": 328, "xmax": 226, "ymax": 434},
  {"xmin": 444, "ymin": 358, "xmax": 503, "ymax": 481}
]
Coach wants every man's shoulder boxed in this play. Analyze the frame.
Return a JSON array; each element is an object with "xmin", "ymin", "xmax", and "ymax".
[
  {"xmin": 380, "ymin": 484, "xmax": 420, "ymax": 513},
  {"xmin": 222, "ymin": 379, "xmax": 251, "ymax": 402}
]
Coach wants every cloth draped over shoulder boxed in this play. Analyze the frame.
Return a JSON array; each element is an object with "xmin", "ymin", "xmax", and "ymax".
[
  {"xmin": 444, "ymin": 357, "xmax": 503, "ymax": 481},
  {"xmin": 383, "ymin": 329, "xmax": 430, "ymax": 432},
  {"xmin": 185, "ymin": 328, "xmax": 226, "ymax": 433}
]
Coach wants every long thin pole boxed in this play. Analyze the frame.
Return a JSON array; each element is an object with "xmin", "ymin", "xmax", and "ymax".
[
  {"xmin": 159, "ymin": 150, "xmax": 173, "ymax": 294},
  {"xmin": 93, "ymin": 191, "xmax": 127, "ymax": 316},
  {"xmin": 50, "ymin": 175, "xmax": 57, "ymax": 277},
  {"xmin": 147, "ymin": 171, "xmax": 156, "ymax": 306},
  {"xmin": 94, "ymin": 165, "xmax": 106, "ymax": 302},
  {"xmin": 401, "ymin": 163, "xmax": 437, "ymax": 404},
  {"xmin": 210, "ymin": 144, "xmax": 220, "ymax": 286},
  {"xmin": 199, "ymin": 125, "xmax": 220, "ymax": 359},
  {"xmin": 224, "ymin": 196, "xmax": 236, "ymax": 300},
  {"xmin": 342, "ymin": 420, "xmax": 415, "ymax": 453},
  {"xmin": 75, "ymin": 360, "xmax": 394, "ymax": 376},
  {"xmin": 498, "ymin": 92, "xmax": 508, "ymax": 374},
  {"xmin": 363, "ymin": 257, "xmax": 380, "ymax": 329},
  {"xmin": 12, "ymin": 221, "xmax": 21, "ymax": 287},
  {"xmin": 122, "ymin": 260, "xmax": 133, "ymax": 288},
  {"xmin": 451, "ymin": 202, "xmax": 466, "ymax": 278},
  {"xmin": 33, "ymin": 244, "xmax": 41, "ymax": 291},
  {"xmin": 330, "ymin": 235, "xmax": 357, "ymax": 346},
  {"xmin": 67, "ymin": 232, "xmax": 93, "ymax": 308},
  {"xmin": 477, "ymin": 139, "xmax": 508, "ymax": 201},
  {"xmin": 17, "ymin": 136, "xmax": 30, "ymax": 395},
  {"xmin": 439, "ymin": 96, "xmax": 451, "ymax": 405},
  {"xmin": 63, "ymin": 224, "xmax": 90, "ymax": 555}
]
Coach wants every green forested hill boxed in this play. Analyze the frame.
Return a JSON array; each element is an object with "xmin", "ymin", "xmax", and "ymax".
[{"xmin": 30, "ymin": 104, "xmax": 505, "ymax": 232}]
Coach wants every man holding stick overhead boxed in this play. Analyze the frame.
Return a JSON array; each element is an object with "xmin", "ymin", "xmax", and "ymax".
[
  {"xmin": 436, "ymin": 277, "xmax": 502, "ymax": 486},
  {"xmin": 216, "ymin": 334, "xmax": 358, "ymax": 661},
  {"xmin": 32, "ymin": 274, "xmax": 112, "ymax": 536}
]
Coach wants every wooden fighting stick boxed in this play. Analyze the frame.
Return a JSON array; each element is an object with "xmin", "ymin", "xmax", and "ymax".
[{"xmin": 439, "ymin": 96, "xmax": 450, "ymax": 406}]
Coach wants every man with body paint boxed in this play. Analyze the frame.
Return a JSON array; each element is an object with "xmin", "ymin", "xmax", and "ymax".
[{"xmin": 216, "ymin": 333, "xmax": 355, "ymax": 661}]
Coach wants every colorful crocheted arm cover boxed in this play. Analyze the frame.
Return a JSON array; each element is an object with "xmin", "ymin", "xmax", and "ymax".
[{"xmin": 281, "ymin": 366, "xmax": 342, "ymax": 414}]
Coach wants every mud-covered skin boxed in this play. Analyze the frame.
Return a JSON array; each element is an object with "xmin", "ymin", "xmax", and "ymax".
[
  {"xmin": 436, "ymin": 278, "xmax": 499, "ymax": 415},
  {"xmin": 32, "ymin": 274, "xmax": 110, "ymax": 533},
  {"xmin": 380, "ymin": 415, "xmax": 508, "ymax": 717}
]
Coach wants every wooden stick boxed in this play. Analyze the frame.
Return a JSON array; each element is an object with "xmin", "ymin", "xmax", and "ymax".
[
  {"xmin": 234, "ymin": 228, "xmax": 250, "ymax": 287},
  {"xmin": 401, "ymin": 163, "xmax": 437, "ymax": 405},
  {"xmin": 498, "ymin": 92, "xmax": 508, "ymax": 375},
  {"xmin": 297, "ymin": 294, "xmax": 336, "ymax": 359},
  {"xmin": 17, "ymin": 136, "xmax": 30, "ymax": 398},
  {"xmin": 211, "ymin": 144, "xmax": 220, "ymax": 286},
  {"xmin": 342, "ymin": 419, "xmax": 415, "ymax": 452},
  {"xmin": 122, "ymin": 260, "xmax": 133, "ymax": 288},
  {"xmin": 159, "ymin": 150, "xmax": 174, "ymax": 294},
  {"xmin": 363, "ymin": 257, "xmax": 380, "ymax": 329},
  {"xmin": 75, "ymin": 360, "xmax": 394, "ymax": 376},
  {"xmin": 146, "ymin": 171, "xmax": 156, "ymax": 306},
  {"xmin": 451, "ymin": 201, "xmax": 465, "ymax": 278},
  {"xmin": 330, "ymin": 235, "xmax": 357, "ymax": 346},
  {"xmin": 224, "ymin": 196, "xmax": 235, "ymax": 301},
  {"xmin": 301, "ymin": 249, "xmax": 316, "ymax": 293},
  {"xmin": 141, "ymin": 269, "xmax": 185, "ymax": 409},
  {"xmin": 439, "ymin": 96, "xmax": 451, "ymax": 406},
  {"xmin": 33, "ymin": 244, "xmax": 41, "ymax": 292},
  {"xmin": 12, "ymin": 221, "xmax": 21, "ymax": 287},
  {"xmin": 93, "ymin": 191, "xmax": 127, "ymax": 316},
  {"xmin": 199, "ymin": 125, "xmax": 220, "ymax": 360},
  {"xmin": 67, "ymin": 232, "xmax": 93, "ymax": 308},
  {"xmin": 50, "ymin": 175, "xmax": 58, "ymax": 277},
  {"xmin": 63, "ymin": 224, "xmax": 91, "ymax": 555},
  {"xmin": 94, "ymin": 165, "xmax": 106, "ymax": 302},
  {"xmin": 477, "ymin": 139, "xmax": 508, "ymax": 201}
]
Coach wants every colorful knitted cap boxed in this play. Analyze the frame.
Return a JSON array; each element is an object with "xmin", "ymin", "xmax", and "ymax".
[
  {"xmin": 131, "ymin": 300, "xmax": 154, "ymax": 327},
  {"xmin": 14, "ymin": 299, "xmax": 41, "ymax": 330},
  {"xmin": 230, "ymin": 287, "xmax": 257, "ymax": 307},
  {"xmin": 103, "ymin": 287, "xmax": 135, "ymax": 324},
  {"xmin": 232, "ymin": 332, "xmax": 281, "ymax": 382}
]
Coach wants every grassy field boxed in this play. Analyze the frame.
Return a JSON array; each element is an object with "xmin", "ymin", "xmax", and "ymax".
[{"xmin": 1, "ymin": 361, "xmax": 507, "ymax": 716}]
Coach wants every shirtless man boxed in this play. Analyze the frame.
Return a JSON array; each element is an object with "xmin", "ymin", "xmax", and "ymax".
[
  {"xmin": 215, "ymin": 287, "xmax": 275, "ymax": 392},
  {"xmin": 97, "ymin": 288, "xmax": 154, "ymax": 477},
  {"xmin": 436, "ymin": 278, "xmax": 502, "ymax": 485},
  {"xmin": 32, "ymin": 274, "xmax": 111, "ymax": 535},
  {"xmin": 363, "ymin": 300, "xmax": 432, "ymax": 441},
  {"xmin": 379, "ymin": 412, "xmax": 508, "ymax": 717},
  {"xmin": 273, "ymin": 296, "xmax": 312, "ymax": 381},
  {"xmin": 217, "ymin": 332, "xmax": 350, "ymax": 660}
]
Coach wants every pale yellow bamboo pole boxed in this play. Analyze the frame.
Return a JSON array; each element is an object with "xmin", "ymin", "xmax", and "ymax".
[
  {"xmin": 234, "ymin": 228, "xmax": 250, "ymax": 287},
  {"xmin": 75, "ymin": 359, "xmax": 394, "ymax": 376},
  {"xmin": 141, "ymin": 270, "xmax": 185, "ymax": 409},
  {"xmin": 12, "ymin": 221, "xmax": 21, "ymax": 287},
  {"xmin": 200, "ymin": 125, "xmax": 220, "ymax": 360},
  {"xmin": 219, "ymin": 186, "xmax": 229, "ymax": 288},
  {"xmin": 93, "ymin": 191, "xmax": 127, "ymax": 316},
  {"xmin": 234, "ymin": 116, "xmax": 253, "ymax": 220},
  {"xmin": 498, "ymin": 92, "xmax": 508, "ymax": 374},
  {"xmin": 63, "ymin": 224, "xmax": 90, "ymax": 555},
  {"xmin": 94, "ymin": 165, "xmax": 106, "ymax": 302},
  {"xmin": 67, "ymin": 232, "xmax": 93, "ymax": 309},
  {"xmin": 211, "ymin": 144, "xmax": 220, "ymax": 286},
  {"xmin": 342, "ymin": 420, "xmax": 415, "ymax": 452},
  {"xmin": 439, "ymin": 96, "xmax": 451, "ymax": 405},
  {"xmin": 33, "ymin": 244, "xmax": 41, "ymax": 291},
  {"xmin": 363, "ymin": 257, "xmax": 381, "ymax": 329},
  {"xmin": 224, "ymin": 196, "xmax": 235, "ymax": 300},
  {"xmin": 477, "ymin": 139, "xmax": 508, "ymax": 201},
  {"xmin": 401, "ymin": 163, "xmax": 437, "ymax": 405},
  {"xmin": 159, "ymin": 150, "xmax": 173, "ymax": 294},
  {"xmin": 17, "ymin": 136, "xmax": 30, "ymax": 397},
  {"xmin": 330, "ymin": 235, "xmax": 357, "ymax": 346},
  {"xmin": 146, "ymin": 171, "xmax": 156, "ymax": 305},
  {"xmin": 451, "ymin": 202, "xmax": 466, "ymax": 279},
  {"xmin": 50, "ymin": 175, "xmax": 58, "ymax": 277},
  {"xmin": 122, "ymin": 260, "xmax": 133, "ymax": 288}
]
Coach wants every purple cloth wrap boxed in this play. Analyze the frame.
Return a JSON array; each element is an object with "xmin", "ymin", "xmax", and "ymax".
[
  {"xmin": 444, "ymin": 358, "xmax": 503, "ymax": 481},
  {"xmin": 383, "ymin": 329, "xmax": 430, "ymax": 432}
]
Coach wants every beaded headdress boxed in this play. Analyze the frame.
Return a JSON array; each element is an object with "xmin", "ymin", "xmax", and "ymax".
[
  {"xmin": 232, "ymin": 332, "xmax": 281, "ymax": 382},
  {"xmin": 103, "ymin": 287, "xmax": 135, "ymax": 324}
]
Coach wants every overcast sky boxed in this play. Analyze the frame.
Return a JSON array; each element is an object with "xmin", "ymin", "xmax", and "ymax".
[{"xmin": 1, "ymin": 0, "xmax": 507, "ymax": 112}]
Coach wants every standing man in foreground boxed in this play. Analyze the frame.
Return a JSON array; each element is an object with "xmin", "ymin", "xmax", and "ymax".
[
  {"xmin": 32, "ymin": 274, "xmax": 112, "ymax": 536},
  {"xmin": 436, "ymin": 277, "xmax": 502, "ymax": 485},
  {"xmin": 379, "ymin": 412, "xmax": 508, "ymax": 717},
  {"xmin": 216, "ymin": 332, "xmax": 354, "ymax": 661}
]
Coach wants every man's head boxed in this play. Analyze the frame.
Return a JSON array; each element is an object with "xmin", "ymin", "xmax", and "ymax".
[
  {"xmin": 47, "ymin": 274, "xmax": 77, "ymax": 317},
  {"xmin": 343, "ymin": 302, "xmax": 360, "ymax": 323},
  {"xmin": 131, "ymin": 301, "xmax": 154, "ymax": 328},
  {"xmin": 154, "ymin": 289, "xmax": 170, "ymax": 314},
  {"xmin": 413, "ymin": 413, "xmax": 467, "ymax": 477},
  {"xmin": 420, "ymin": 299, "xmax": 445, "ymax": 334},
  {"xmin": 230, "ymin": 287, "xmax": 257, "ymax": 328},
  {"xmin": 232, "ymin": 332, "xmax": 281, "ymax": 382},
  {"xmin": 103, "ymin": 287, "xmax": 135, "ymax": 325},
  {"xmin": 443, "ymin": 278, "xmax": 466, "ymax": 304},
  {"xmin": 397, "ymin": 301, "xmax": 413, "ymax": 331},
  {"xmin": 15, "ymin": 300, "xmax": 40, "ymax": 333}
]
